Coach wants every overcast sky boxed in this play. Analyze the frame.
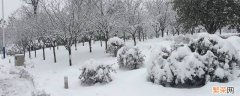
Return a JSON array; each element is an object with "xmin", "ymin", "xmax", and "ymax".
[{"xmin": 0, "ymin": 0, "xmax": 22, "ymax": 20}]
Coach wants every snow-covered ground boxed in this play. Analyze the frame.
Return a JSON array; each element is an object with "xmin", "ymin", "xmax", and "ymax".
[{"xmin": 1, "ymin": 35, "xmax": 240, "ymax": 96}]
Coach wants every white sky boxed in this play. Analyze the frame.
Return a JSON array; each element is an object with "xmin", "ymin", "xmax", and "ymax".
[{"xmin": 0, "ymin": 0, "xmax": 22, "ymax": 20}]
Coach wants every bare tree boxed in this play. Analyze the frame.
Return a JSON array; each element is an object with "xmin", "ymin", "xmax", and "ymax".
[
  {"xmin": 122, "ymin": 0, "xmax": 143, "ymax": 46},
  {"xmin": 145, "ymin": 0, "xmax": 170, "ymax": 38}
]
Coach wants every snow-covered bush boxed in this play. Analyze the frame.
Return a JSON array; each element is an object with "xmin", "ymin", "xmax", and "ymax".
[
  {"xmin": 148, "ymin": 46, "xmax": 207, "ymax": 87},
  {"xmin": 79, "ymin": 59, "xmax": 115, "ymax": 86},
  {"xmin": 117, "ymin": 46, "xmax": 145, "ymax": 70},
  {"xmin": 148, "ymin": 34, "xmax": 240, "ymax": 87},
  {"xmin": 32, "ymin": 90, "xmax": 50, "ymax": 96},
  {"xmin": 189, "ymin": 34, "xmax": 240, "ymax": 82},
  {"xmin": 106, "ymin": 37, "xmax": 124, "ymax": 57}
]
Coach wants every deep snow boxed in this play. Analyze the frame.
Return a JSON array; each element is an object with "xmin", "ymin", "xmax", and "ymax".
[{"xmin": 1, "ymin": 35, "xmax": 240, "ymax": 96}]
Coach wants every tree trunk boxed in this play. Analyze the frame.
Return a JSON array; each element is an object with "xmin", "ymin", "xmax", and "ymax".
[
  {"xmin": 43, "ymin": 45, "xmax": 45, "ymax": 60},
  {"xmin": 177, "ymin": 29, "xmax": 180, "ymax": 35},
  {"xmin": 205, "ymin": 25, "xmax": 218, "ymax": 34},
  {"xmin": 34, "ymin": 47, "xmax": 36, "ymax": 58},
  {"xmin": 138, "ymin": 31, "xmax": 141, "ymax": 42},
  {"xmin": 82, "ymin": 41, "xmax": 85, "ymax": 46},
  {"xmin": 142, "ymin": 32, "xmax": 145, "ymax": 41},
  {"xmin": 132, "ymin": 34, "xmax": 137, "ymax": 46},
  {"xmin": 68, "ymin": 47, "xmax": 72, "ymax": 66},
  {"xmin": 24, "ymin": 48, "xmax": 26, "ymax": 57},
  {"xmin": 191, "ymin": 27, "xmax": 194, "ymax": 35},
  {"xmin": 53, "ymin": 44, "xmax": 56, "ymax": 63},
  {"xmin": 219, "ymin": 28, "xmax": 222, "ymax": 35},
  {"xmin": 105, "ymin": 31, "xmax": 109, "ymax": 51},
  {"xmin": 89, "ymin": 39, "xmax": 92, "ymax": 53},
  {"xmin": 123, "ymin": 32, "xmax": 126, "ymax": 42},
  {"xmin": 161, "ymin": 29, "xmax": 164, "ymax": 37},
  {"xmin": 75, "ymin": 38, "xmax": 77, "ymax": 50},
  {"xmin": 167, "ymin": 30, "xmax": 169, "ymax": 36},
  {"xmin": 105, "ymin": 40, "xmax": 107, "ymax": 52},
  {"xmin": 237, "ymin": 27, "xmax": 240, "ymax": 33},
  {"xmin": 155, "ymin": 31, "xmax": 159, "ymax": 38},
  {"xmin": 100, "ymin": 37, "xmax": 102, "ymax": 47},
  {"xmin": 28, "ymin": 46, "xmax": 31, "ymax": 58}
]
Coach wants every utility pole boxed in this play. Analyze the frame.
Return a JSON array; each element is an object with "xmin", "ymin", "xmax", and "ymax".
[{"xmin": 2, "ymin": 0, "xmax": 5, "ymax": 59}]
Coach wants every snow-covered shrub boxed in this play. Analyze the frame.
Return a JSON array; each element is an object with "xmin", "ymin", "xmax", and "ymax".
[
  {"xmin": 147, "ymin": 47, "xmax": 173, "ymax": 86},
  {"xmin": 79, "ymin": 59, "xmax": 115, "ymax": 86},
  {"xmin": 148, "ymin": 34, "xmax": 240, "ymax": 87},
  {"xmin": 32, "ymin": 90, "xmax": 50, "ymax": 96},
  {"xmin": 148, "ymin": 46, "xmax": 207, "ymax": 87},
  {"xmin": 117, "ymin": 46, "xmax": 145, "ymax": 70},
  {"xmin": 106, "ymin": 37, "xmax": 124, "ymax": 57},
  {"xmin": 189, "ymin": 34, "xmax": 240, "ymax": 82}
]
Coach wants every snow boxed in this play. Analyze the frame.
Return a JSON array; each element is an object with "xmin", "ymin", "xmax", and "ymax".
[
  {"xmin": 1, "ymin": 34, "xmax": 240, "ymax": 96},
  {"xmin": 227, "ymin": 36, "xmax": 240, "ymax": 51},
  {"xmin": 215, "ymin": 67, "xmax": 225, "ymax": 79},
  {"xmin": 107, "ymin": 37, "xmax": 124, "ymax": 46},
  {"xmin": 0, "ymin": 58, "xmax": 35, "ymax": 96},
  {"xmin": 81, "ymin": 59, "xmax": 100, "ymax": 70}
]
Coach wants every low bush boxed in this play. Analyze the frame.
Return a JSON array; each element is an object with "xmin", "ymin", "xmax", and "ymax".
[
  {"xmin": 117, "ymin": 46, "xmax": 145, "ymax": 70},
  {"xmin": 79, "ymin": 59, "xmax": 115, "ymax": 86},
  {"xmin": 148, "ymin": 34, "xmax": 240, "ymax": 87},
  {"xmin": 189, "ymin": 34, "xmax": 240, "ymax": 82},
  {"xmin": 106, "ymin": 37, "xmax": 124, "ymax": 57}
]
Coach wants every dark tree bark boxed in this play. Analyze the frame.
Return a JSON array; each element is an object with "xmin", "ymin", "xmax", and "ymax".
[
  {"xmin": 155, "ymin": 30, "xmax": 159, "ymax": 38},
  {"xmin": 172, "ymin": 29, "xmax": 175, "ymax": 36},
  {"xmin": 161, "ymin": 29, "xmax": 165, "ymax": 37},
  {"xmin": 100, "ymin": 36, "xmax": 102, "ymax": 47},
  {"xmin": 138, "ymin": 30, "xmax": 141, "ymax": 42},
  {"xmin": 53, "ymin": 42, "xmax": 56, "ymax": 63},
  {"xmin": 132, "ymin": 34, "xmax": 137, "ymax": 46},
  {"xmin": 191, "ymin": 27, "xmax": 194, "ymax": 35},
  {"xmin": 74, "ymin": 38, "xmax": 77, "ymax": 50},
  {"xmin": 104, "ymin": 31, "xmax": 109, "ymax": 51},
  {"xmin": 142, "ymin": 32, "xmax": 145, "ymax": 41},
  {"xmin": 123, "ymin": 32, "xmax": 126, "ymax": 42},
  {"xmin": 23, "ymin": 48, "xmax": 26, "ymax": 57},
  {"xmin": 68, "ymin": 47, "xmax": 72, "ymax": 66},
  {"xmin": 34, "ymin": 47, "xmax": 36, "ymax": 57},
  {"xmin": 204, "ymin": 22, "xmax": 219, "ymax": 34},
  {"xmin": 28, "ymin": 46, "xmax": 31, "ymax": 58},
  {"xmin": 89, "ymin": 39, "xmax": 92, "ymax": 53},
  {"xmin": 177, "ymin": 29, "xmax": 180, "ymax": 35},
  {"xmin": 42, "ymin": 45, "xmax": 45, "ymax": 60},
  {"xmin": 219, "ymin": 28, "xmax": 222, "ymax": 35}
]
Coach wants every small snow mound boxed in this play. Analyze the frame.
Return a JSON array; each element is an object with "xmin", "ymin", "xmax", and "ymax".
[{"xmin": 79, "ymin": 59, "xmax": 115, "ymax": 86}]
